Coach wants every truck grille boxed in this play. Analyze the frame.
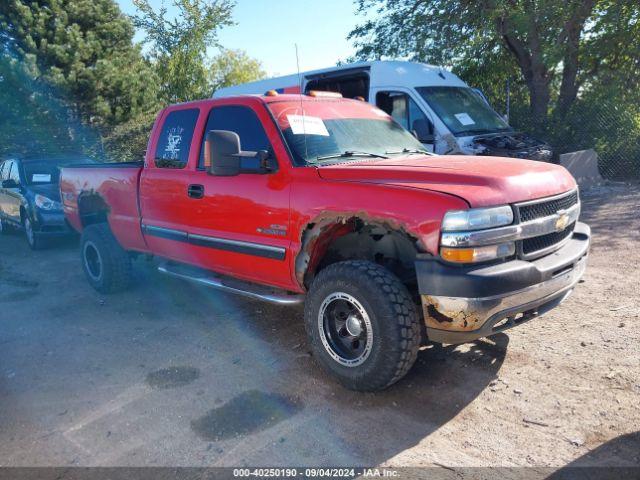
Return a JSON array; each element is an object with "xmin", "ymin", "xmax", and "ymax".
[
  {"xmin": 515, "ymin": 190, "xmax": 579, "ymax": 259},
  {"xmin": 522, "ymin": 222, "xmax": 575, "ymax": 254},
  {"xmin": 518, "ymin": 190, "xmax": 578, "ymax": 223}
]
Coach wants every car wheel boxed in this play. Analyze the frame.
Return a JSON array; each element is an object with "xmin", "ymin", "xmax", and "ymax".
[
  {"xmin": 304, "ymin": 260, "xmax": 421, "ymax": 391},
  {"xmin": 81, "ymin": 223, "xmax": 132, "ymax": 293},
  {"xmin": 23, "ymin": 215, "xmax": 45, "ymax": 250}
]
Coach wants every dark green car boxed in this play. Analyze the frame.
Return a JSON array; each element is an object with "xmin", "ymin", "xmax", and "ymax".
[{"xmin": 0, "ymin": 155, "xmax": 93, "ymax": 249}]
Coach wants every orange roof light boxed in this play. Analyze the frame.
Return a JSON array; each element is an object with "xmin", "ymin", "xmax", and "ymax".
[
  {"xmin": 264, "ymin": 90, "xmax": 279, "ymax": 96},
  {"xmin": 308, "ymin": 90, "xmax": 342, "ymax": 98}
]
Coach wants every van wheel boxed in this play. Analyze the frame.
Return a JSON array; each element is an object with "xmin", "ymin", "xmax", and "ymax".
[
  {"xmin": 23, "ymin": 215, "xmax": 45, "ymax": 250},
  {"xmin": 304, "ymin": 260, "xmax": 421, "ymax": 391},
  {"xmin": 81, "ymin": 223, "xmax": 132, "ymax": 293}
]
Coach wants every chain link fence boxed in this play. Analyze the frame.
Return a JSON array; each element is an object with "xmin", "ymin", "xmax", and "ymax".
[{"xmin": 508, "ymin": 99, "xmax": 640, "ymax": 181}]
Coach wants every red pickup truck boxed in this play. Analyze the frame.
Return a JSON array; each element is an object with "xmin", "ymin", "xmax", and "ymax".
[{"xmin": 60, "ymin": 92, "xmax": 590, "ymax": 391}]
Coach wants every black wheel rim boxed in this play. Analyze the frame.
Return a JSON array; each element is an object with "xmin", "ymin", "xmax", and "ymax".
[
  {"xmin": 83, "ymin": 241, "xmax": 102, "ymax": 281},
  {"xmin": 318, "ymin": 292, "xmax": 373, "ymax": 367}
]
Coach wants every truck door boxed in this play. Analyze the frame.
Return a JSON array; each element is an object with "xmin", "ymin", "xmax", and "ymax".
[
  {"xmin": 184, "ymin": 103, "xmax": 292, "ymax": 290},
  {"xmin": 138, "ymin": 107, "xmax": 202, "ymax": 264},
  {"xmin": 374, "ymin": 90, "xmax": 436, "ymax": 153}
]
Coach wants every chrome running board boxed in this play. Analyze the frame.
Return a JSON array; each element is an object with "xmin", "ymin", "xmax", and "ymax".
[{"xmin": 157, "ymin": 262, "xmax": 304, "ymax": 305}]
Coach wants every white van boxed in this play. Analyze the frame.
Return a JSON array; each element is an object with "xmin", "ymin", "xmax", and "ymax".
[{"xmin": 213, "ymin": 60, "xmax": 551, "ymax": 160}]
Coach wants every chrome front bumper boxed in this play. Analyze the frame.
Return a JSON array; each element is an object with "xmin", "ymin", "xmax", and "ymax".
[{"xmin": 418, "ymin": 222, "xmax": 590, "ymax": 345}]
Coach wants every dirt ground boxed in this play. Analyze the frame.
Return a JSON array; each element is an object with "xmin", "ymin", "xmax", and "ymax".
[{"xmin": 0, "ymin": 183, "xmax": 638, "ymax": 472}]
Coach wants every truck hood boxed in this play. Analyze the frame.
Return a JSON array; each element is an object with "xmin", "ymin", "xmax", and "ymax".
[{"xmin": 316, "ymin": 155, "xmax": 576, "ymax": 207}]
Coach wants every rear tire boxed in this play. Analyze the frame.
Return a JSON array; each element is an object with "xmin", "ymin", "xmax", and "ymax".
[
  {"xmin": 80, "ymin": 223, "xmax": 132, "ymax": 293},
  {"xmin": 304, "ymin": 260, "xmax": 421, "ymax": 391}
]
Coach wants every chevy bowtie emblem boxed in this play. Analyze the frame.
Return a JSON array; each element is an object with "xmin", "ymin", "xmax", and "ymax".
[{"xmin": 555, "ymin": 211, "xmax": 569, "ymax": 232}]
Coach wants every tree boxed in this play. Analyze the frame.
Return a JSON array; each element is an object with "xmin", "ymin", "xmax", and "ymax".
[
  {"xmin": 209, "ymin": 48, "xmax": 266, "ymax": 93},
  {"xmin": 349, "ymin": 0, "xmax": 640, "ymax": 128},
  {"xmin": 132, "ymin": 0, "xmax": 235, "ymax": 102},
  {"xmin": 0, "ymin": 0, "xmax": 159, "ymax": 128}
]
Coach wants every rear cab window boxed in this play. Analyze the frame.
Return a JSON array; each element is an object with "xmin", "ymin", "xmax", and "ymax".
[{"xmin": 154, "ymin": 109, "xmax": 200, "ymax": 169}]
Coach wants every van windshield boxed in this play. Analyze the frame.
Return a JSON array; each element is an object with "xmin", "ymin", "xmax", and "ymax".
[
  {"xmin": 267, "ymin": 99, "xmax": 427, "ymax": 165},
  {"xmin": 416, "ymin": 86, "xmax": 511, "ymax": 136}
]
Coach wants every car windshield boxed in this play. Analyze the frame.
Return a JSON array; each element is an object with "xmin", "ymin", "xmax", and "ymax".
[
  {"xmin": 22, "ymin": 157, "xmax": 92, "ymax": 185},
  {"xmin": 416, "ymin": 86, "xmax": 512, "ymax": 136},
  {"xmin": 267, "ymin": 99, "xmax": 428, "ymax": 165}
]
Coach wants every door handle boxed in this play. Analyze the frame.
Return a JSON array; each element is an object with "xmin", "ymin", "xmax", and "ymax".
[{"xmin": 187, "ymin": 184, "xmax": 204, "ymax": 199}]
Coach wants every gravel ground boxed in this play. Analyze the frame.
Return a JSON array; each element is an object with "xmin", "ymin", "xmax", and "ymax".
[{"xmin": 0, "ymin": 183, "xmax": 638, "ymax": 472}]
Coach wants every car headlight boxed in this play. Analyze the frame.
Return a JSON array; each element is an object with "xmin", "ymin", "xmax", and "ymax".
[
  {"xmin": 441, "ymin": 205, "xmax": 513, "ymax": 231},
  {"xmin": 35, "ymin": 194, "xmax": 62, "ymax": 211}
]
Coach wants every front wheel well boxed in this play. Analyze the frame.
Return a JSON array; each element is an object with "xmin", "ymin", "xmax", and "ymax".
[{"xmin": 297, "ymin": 216, "xmax": 421, "ymax": 294}]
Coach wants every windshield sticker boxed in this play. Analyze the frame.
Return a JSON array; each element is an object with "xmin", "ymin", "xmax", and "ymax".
[
  {"xmin": 287, "ymin": 115, "xmax": 330, "ymax": 136},
  {"xmin": 454, "ymin": 113, "xmax": 475, "ymax": 126},
  {"xmin": 164, "ymin": 127, "xmax": 184, "ymax": 159},
  {"xmin": 32, "ymin": 174, "xmax": 52, "ymax": 183}
]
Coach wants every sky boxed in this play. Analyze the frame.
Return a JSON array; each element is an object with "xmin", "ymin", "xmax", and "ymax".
[{"xmin": 114, "ymin": 0, "xmax": 361, "ymax": 76}]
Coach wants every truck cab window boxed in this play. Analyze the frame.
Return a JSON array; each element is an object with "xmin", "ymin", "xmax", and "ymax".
[
  {"xmin": 199, "ymin": 105, "xmax": 272, "ymax": 169},
  {"xmin": 154, "ymin": 109, "xmax": 200, "ymax": 169},
  {"xmin": 376, "ymin": 91, "xmax": 434, "ymax": 143}
]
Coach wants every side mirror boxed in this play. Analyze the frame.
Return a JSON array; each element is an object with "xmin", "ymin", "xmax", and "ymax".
[
  {"xmin": 1, "ymin": 179, "xmax": 18, "ymax": 189},
  {"xmin": 205, "ymin": 130, "xmax": 277, "ymax": 176},
  {"xmin": 205, "ymin": 130, "xmax": 242, "ymax": 176},
  {"xmin": 412, "ymin": 130, "xmax": 435, "ymax": 144}
]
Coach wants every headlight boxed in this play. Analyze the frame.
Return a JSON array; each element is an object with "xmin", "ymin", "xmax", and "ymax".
[
  {"xmin": 441, "ymin": 205, "xmax": 513, "ymax": 231},
  {"xmin": 35, "ymin": 194, "xmax": 62, "ymax": 211}
]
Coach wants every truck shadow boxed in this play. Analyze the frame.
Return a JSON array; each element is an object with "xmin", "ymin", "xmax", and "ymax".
[
  {"xmin": 547, "ymin": 431, "xmax": 640, "ymax": 478},
  {"xmin": 152, "ymin": 271, "xmax": 508, "ymax": 465}
]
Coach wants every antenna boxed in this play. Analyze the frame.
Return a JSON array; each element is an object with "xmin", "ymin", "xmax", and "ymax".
[{"xmin": 295, "ymin": 43, "xmax": 309, "ymax": 161}]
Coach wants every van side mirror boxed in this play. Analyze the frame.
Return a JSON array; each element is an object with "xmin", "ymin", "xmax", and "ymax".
[
  {"xmin": 2, "ymin": 179, "xmax": 18, "ymax": 189},
  {"xmin": 412, "ymin": 130, "xmax": 435, "ymax": 144}
]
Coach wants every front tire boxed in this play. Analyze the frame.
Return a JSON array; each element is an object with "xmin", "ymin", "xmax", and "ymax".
[
  {"xmin": 304, "ymin": 260, "xmax": 421, "ymax": 391},
  {"xmin": 23, "ymin": 215, "xmax": 45, "ymax": 250},
  {"xmin": 80, "ymin": 223, "xmax": 132, "ymax": 293}
]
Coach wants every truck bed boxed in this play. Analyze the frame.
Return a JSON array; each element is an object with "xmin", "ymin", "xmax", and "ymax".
[{"xmin": 59, "ymin": 163, "xmax": 148, "ymax": 252}]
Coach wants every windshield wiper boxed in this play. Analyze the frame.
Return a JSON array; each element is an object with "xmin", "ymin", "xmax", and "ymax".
[
  {"xmin": 385, "ymin": 148, "xmax": 435, "ymax": 156},
  {"xmin": 315, "ymin": 150, "xmax": 388, "ymax": 162}
]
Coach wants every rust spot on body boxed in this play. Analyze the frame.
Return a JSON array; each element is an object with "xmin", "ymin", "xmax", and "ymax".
[
  {"xmin": 422, "ymin": 295, "xmax": 483, "ymax": 332},
  {"xmin": 294, "ymin": 210, "xmax": 424, "ymax": 288}
]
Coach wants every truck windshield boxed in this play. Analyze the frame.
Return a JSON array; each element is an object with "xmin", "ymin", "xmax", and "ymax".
[
  {"xmin": 416, "ymin": 86, "xmax": 511, "ymax": 136},
  {"xmin": 267, "ymin": 99, "xmax": 427, "ymax": 165}
]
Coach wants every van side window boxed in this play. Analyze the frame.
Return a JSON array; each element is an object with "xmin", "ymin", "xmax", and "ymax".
[
  {"xmin": 376, "ymin": 91, "xmax": 434, "ymax": 143},
  {"xmin": 154, "ymin": 109, "xmax": 200, "ymax": 169},
  {"xmin": 199, "ymin": 105, "xmax": 272, "ymax": 169}
]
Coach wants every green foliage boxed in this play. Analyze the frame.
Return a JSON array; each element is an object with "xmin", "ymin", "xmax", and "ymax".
[
  {"xmin": 0, "ymin": 0, "xmax": 159, "ymax": 127},
  {"xmin": 132, "ymin": 0, "xmax": 235, "ymax": 102},
  {"xmin": 0, "ymin": 54, "xmax": 100, "ymax": 157},
  {"xmin": 209, "ymin": 48, "xmax": 266, "ymax": 93}
]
